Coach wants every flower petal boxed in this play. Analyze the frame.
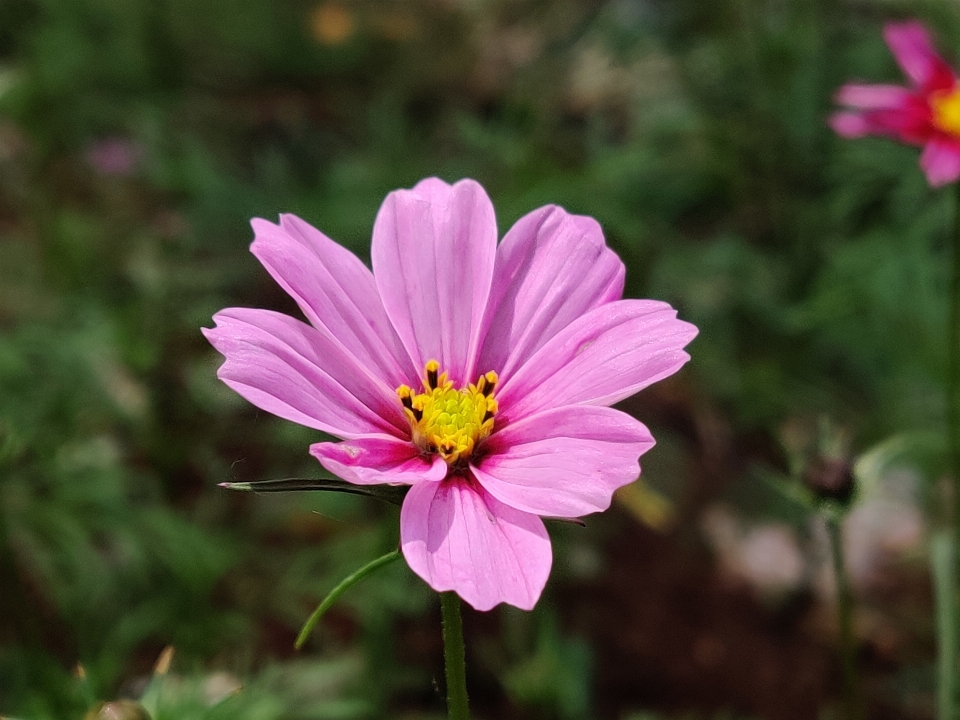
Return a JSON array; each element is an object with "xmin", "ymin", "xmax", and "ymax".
[
  {"xmin": 920, "ymin": 137, "xmax": 960, "ymax": 186},
  {"xmin": 884, "ymin": 21, "xmax": 955, "ymax": 92},
  {"xmin": 830, "ymin": 94, "xmax": 933, "ymax": 144},
  {"xmin": 251, "ymin": 215, "xmax": 417, "ymax": 389},
  {"xmin": 311, "ymin": 435, "xmax": 447, "ymax": 485},
  {"xmin": 400, "ymin": 477, "xmax": 551, "ymax": 611},
  {"xmin": 477, "ymin": 205, "xmax": 625, "ymax": 381},
  {"xmin": 472, "ymin": 406, "xmax": 654, "ymax": 518},
  {"xmin": 829, "ymin": 111, "xmax": 873, "ymax": 138},
  {"xmin": 496, "ymin": 300, "xmax": 698, "ymax": 423},
  {"xmin": 203, "ymin": 308, "xmax": 407, "ymax": 438},
  {"xmin": 371, "ymin": 178, "xmax": 497, "ymax": 386},
  {"xmin": 834, "ymin": 84, "xmax": 912, "ymax": 109}
]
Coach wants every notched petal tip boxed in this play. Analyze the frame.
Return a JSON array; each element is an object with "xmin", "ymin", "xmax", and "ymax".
[
  {"xmin": 675, "ymin": 316, "xmax": 700, "ymax": 342},
  {"xmin": 411, "ymin": 176, "xmax": 453, "ymax": 197},
  {"xmin": 201, "ymin": 311, "xmax": 240, "ymax": 353},
  {"xmin": 249, "ymin": 216, "xmax": 287, "ymax": 253},
  {"xmin": 250, "ymin": 215, "xmax": 280, "ymax": 231},
  {"xmin": 392, "ymin": 177, "xmax": 491, "ymax": 207}
]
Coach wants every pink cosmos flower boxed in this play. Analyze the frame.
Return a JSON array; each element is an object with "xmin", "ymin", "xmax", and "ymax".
[
  {"xmin": 831, "ymin": 21, "xmax": 960, "ymax": 187},
  {"xmin": 203, "ymin": 178, "xmax": 697, "ymax": 611}
]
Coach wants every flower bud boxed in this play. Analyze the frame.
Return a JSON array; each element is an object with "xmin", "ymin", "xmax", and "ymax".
[{"xmin": 803, "ymin": 455, "xmax": 856, "ymax": 506}]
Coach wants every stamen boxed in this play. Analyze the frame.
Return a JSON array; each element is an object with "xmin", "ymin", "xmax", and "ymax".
[
  {"xmin": 397, "ymin": 363, "xmax": 499, "ymax": 465},
  {"xmin": 425, "ymin": 359, "xmax": 439, "ymax": 390},
  {"xmin": 932, "ymin": 87, "xmax": 960, "ymax": 136},
  {"xmin": 480, "ymin": 371, "xmax": 498, "ymax": 396}
]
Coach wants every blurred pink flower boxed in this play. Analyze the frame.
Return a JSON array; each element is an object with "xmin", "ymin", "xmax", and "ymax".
[
  {"xmin": 204, "ymin": 178, "xmax": 697, "ymax": 610},
  {"xmin": 831, "ymin": 21, "xmax": 960, "ymax": 187},
  {"xmin": 84, "ymin": 137, "xmax": 143, "ymax": 177}
]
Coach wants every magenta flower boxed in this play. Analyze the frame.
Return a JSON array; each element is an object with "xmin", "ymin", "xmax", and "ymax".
[
  {"xmin": 203, "ymin": 178, "xmax": 697, "ymax": 611},
  {"xmin": 831, "ymin": 21, "xmax": 960, "ymax": 187}
]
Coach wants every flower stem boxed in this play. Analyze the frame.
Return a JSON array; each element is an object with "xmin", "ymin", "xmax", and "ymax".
[
  {"xmin": 933, "ymin": 531, "xmax": 958, "ymax": 720},
  {"xmin": 440, "ymin": 592, "xmax": 469, "ymax": 720},
  {"xmin": 952, "ymin": 184, "xmax": 960, "ymax": 560},
  {"xmin": 826, "ymin": 512, "xmax": 860, "ymax": 720},
  {"xmin": 945, "ymin": 182, "xmax": 960, "ymax": 719},
  {"xmin": 294, "ymin": 549, "xmax": 400, "ymax": 649}
]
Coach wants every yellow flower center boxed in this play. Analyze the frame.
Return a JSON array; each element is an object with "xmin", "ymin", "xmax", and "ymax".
[
  {"xmin": 397, "ymin": 360, "xmax": 498, "ymax": 465},
  {"xmin": 931, "ymin": 87, "xmax": 960, "ymax": 136}
]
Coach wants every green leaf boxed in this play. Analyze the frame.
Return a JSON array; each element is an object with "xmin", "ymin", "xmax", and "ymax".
[
  {"xmin": 295, "ymin": 550, "xmax": 402, "ymax": 650},
  {"xmin": 218, "ymin": 478, "xmax": 408, "ymax": 505}
]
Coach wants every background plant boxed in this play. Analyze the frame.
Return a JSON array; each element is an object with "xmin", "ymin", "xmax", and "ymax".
[{"xmin": 0, "ymin": 0, "xmax": 956, "ymax": 717}]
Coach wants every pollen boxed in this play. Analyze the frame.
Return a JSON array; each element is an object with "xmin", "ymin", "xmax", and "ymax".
[
  {"xmin": 931, "ymin": 87, "xmax": 960, "ymax": 136},
  {"xmin": 397, "ymin": 360, "xmax": 499, "ymax": 464}
]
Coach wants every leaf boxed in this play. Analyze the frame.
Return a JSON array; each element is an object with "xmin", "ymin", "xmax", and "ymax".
[
  {"xmin": 853, "ymin": 431, "xmax": 946, "ymax": 495},
  {"xmin": 295, "ymin": 550, "xmax": 402, "ymax": 649},
  {"xmin": 218, "ymin": 477, "xmax": 409, "ymax": 505}
]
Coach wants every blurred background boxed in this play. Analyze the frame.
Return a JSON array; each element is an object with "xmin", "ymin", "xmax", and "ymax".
[{"xmin": 1, "ymin": 0, "xmax": 958, "ymax": 717}]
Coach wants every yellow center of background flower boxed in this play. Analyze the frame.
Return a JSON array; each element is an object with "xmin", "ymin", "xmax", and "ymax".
[
  {"xmin": 931, "ymin": 87, "xmax": 960, "ymax": 136},
  {"xmin": 397, "ymin": 361, "xmax": 498, "ymax": 464}
]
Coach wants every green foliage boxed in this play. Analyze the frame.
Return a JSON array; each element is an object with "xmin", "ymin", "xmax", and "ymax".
[
  {"xmin": 0, "ymin": 0, "xmax": 958, "ymax": 716},
  {"xmin": 499, "ymin": 611, "xmax": 592, "ymax": 719}
]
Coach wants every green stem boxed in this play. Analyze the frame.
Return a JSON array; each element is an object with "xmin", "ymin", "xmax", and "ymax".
[
  {"xmin": 944, "ymin": 182, "xmax": 960, "ymax": 720},
  {"xmin": 934, "ymin": 531, "xmax": 958, "ymax": 720},
  {"xmin": 826, "ymin": 512, "xmax": 860, "ymax": 720},
  {"xmin": 294, "ymin": 550, "xmax": 400, "ymax": 649},
  {"xmin": 441, "ymin": 592, "xmax": 469, "ymax": 720},
  {"xmin": 952, "ymin": 183, "xmax": 960, "ymax": 562}
]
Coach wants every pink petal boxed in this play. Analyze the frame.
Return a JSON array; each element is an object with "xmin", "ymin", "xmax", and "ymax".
[
  {"xmin": 477, "ymin": 205, "xmax": 625, "ymax": 381},
  {"xmin": 311, "ymin": 435, "xmax": 448, "ymax": 485},
  {"xmin": 496, "ymin": 300, "xmax": 698, "ymax": 423},
  {"xmin": 830, "ymin": 94, "xmax": 933, "ymax": 144},
  {"xmin": 251, "ymin": 215, "xmax": 417, "ymax": 390},
  {"xmin": 884, "ymin": 21, "xmax": 956, "ymax": 92},
  {"xmin": 829, "ymin": 111, "xmax": 873, "ymax": 138},
  {"xmin": 834, "ymin": 84, "xmax": 912, "ymax": 109},
  {"xmin": 471, "ymin": 406, "xmax": 654, "ymax": 518},
  {"xmin": 400, "ymin": 477, "xmax": 551, "ymax": 611},
  {"xmin": 371, "ymin": 178, "xmax": 497, "ymax": 386},
  {"xmin": 827, "ymin": 112, "xmax": 877, "ymax": 139},
  {"xmin": 203, "ymin": 308, "xmax": 407, "ymax": 439},
  {"xmin": 920, "ymin": 137, "xmax": 960, "ymax": 186}
]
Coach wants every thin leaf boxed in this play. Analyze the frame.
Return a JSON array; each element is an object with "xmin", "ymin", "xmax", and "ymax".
[
  {"xmin": 295, "ymin": 550, "xmax": 402, "ymax": 650},
  {"xmin": 543, "ymin": 516, "xmax": 586, "ymax": 527},
  {"xmin": 219, "ymin": 477, "xmax": 408, "ymax": 505}
]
